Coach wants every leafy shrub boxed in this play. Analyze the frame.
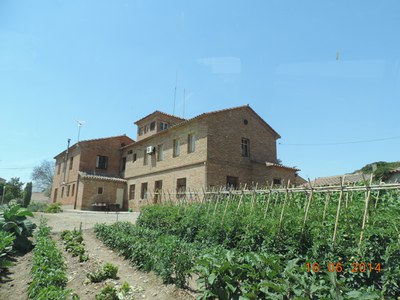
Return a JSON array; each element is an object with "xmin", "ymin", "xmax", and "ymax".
[
  {"xmin": 28, "ymin": 201, "xmax": 49, "ymax": 212},
  {"xmin": 0, "ymin": 231, "xmax": 15, "ymax": 271},
  {"xmin": 0, "ymin": 203, "xmax": 36, "ymax": 251},
  {"xmin": 61, "ymin": 229, "xmax": 88, "ymax": 262},
  {"xmin": 87, "ymin": 263, "xmax": 118, "ymax": 283},
  {"xmin": 95, "ymin": 285, "xmax": 118, "ymax": 300},
  {"xmin": 46, "ymin": 202, "xmax": 62, "ymax": 213}
]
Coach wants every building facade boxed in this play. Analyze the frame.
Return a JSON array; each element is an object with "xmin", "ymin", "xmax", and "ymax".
[
  {"xmin": 122, "ymin": 105, "xmax": 300, "ymax": 211},
  {"xmin": 51, "ymin": 135, "xmax": 134, "ymax": 209},
  {"xmin": 51, "ymin": 105, "xmax": 301, "ymax": 211}
]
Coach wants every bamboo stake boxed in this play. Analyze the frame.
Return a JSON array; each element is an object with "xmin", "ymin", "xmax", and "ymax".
[
  {"xmin": 278, "ymin": 180, "xmax": 290, "ymax": 234},
  {"xmin": 236, "ymin": 185, "xmax": 246, "ymax": 212},
  {"xmin": 302, "ymin": 179, "xmax": 315, "ymax": 233},
  {"xmin": 250, "ymin": 183, "xmax": 258, "ymax": 212},
  {"xmin": 332, "ymin": 176, "xmax": 345, "ymax": 244},
  {"xmin": 374, "ymin": 190, "xmax": 380, "ymax": 209},
  {"xmin": 358, "ymin": 175, "xmax": 373, "ymax": 255},
  {"xmin": 322, "ymin": 192, "xmax": 331, "ymax": 221}
]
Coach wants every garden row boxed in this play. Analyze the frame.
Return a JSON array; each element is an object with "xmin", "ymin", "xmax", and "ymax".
[{"xmin": 95, "ymin": 189, "xmax": 400, "ymax": 299}]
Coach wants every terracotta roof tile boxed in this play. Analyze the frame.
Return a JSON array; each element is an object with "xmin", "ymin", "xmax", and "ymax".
[{"xmin": 79, "ymin": 172, "xmax": 127, "ymax": 183}]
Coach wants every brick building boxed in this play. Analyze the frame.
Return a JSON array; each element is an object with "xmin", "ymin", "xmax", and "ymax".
[
  {"xmin": 122, "ymin": 105, "xmax": 300, "ymax": 211},
  {"xmin": 51, "ymin": 135, "xmax": 134, "ymax": 210},
  {"xmin": 52, "ymin": 105, "xmax": 301, "ymax": 211}
]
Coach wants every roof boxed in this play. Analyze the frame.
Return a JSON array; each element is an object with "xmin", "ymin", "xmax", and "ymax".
[
  {"xmin": 304, "ymin": 173, "xmax": 374, "ymax": 187},
  {"xmin": 54, "ymin": 135, "xmax": 134, "ymax": 158},
  {"xmin": 79, "ymin": 172, "xmax": 127, "ymax": 183},
  {"xmin": 388, "ymin": 167, "xmax": 400, "ymax": 174},
  {"xmin": 124, "ymin": 104, "xmax": 280, "ymax": 148},
  {"xmin": 134, "ymin": 111, "xmax": 186, "ymax": 125},
  {"xmin": 266, "ymin": 162, "xmax": 300, "ymax": 171}
]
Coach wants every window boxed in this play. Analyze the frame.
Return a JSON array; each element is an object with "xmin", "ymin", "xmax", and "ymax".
[
  {"xmin": 127, "ymin": 150, "xmax": 133, "ymax": 154},
  {"xmin": 241, "ymin": 138, "xmax": 250, "ymax": 157},
  {"xmin": 141, "ymin": 182, "xmax": 148, "ymax": 199},
  {"xmin": 273, "ymin": 178, "xmax": 282, "ymax": 185},
  {"xmin": 188, "ymin": 134, "xmax": 196, "ymax": 153},
  {"xmin": 61, "ymin": 186, "xmax": 64, "ymax": 198},
  {"xmin": 139, "ymin": 127, "xmax": 144, "ymax": 136},
  {"xmin": 133, "ymin": 153, "xmax": 137, "ymax": 162},
  {"xmin": 173, "ymin": 139, "xmax": 180, "ymax": 157},
  {"xmin": 143, "ymin": 150, "xmax": 148, "ymax": 165},
  {"xmin": 157, "ymin": 144, "xmax": 164, "ymax": 161},
  {"xmin": 226, "ymin": 176, "xmax": 239, "ymax": 189},
  {"xmin": 71, "ymin": 184, "xmax": 75, "ymax": 197},
  {"xmin": 129, "ymin": 184, "xmax": 135, "ymax": 200},
  {"xmin": 66, "ymin": 185, "xmax": 70, "ymax": 197},
  {"xmin": 176, "ymin": 178, "xmax": 186, "ymax": 199},
  {"xmin": 145, "ymin": 124, "xmax": 150, "ymax": 133},
  {"xmin": 96, "ymin": 155, "xmax": 108, "ymax": 169},
  {"xmin": 98, "ymin": 187, "xmax": 103, "ymax": 194},
  {"xmin": 69, "ymin": 157, "xmax": 73, "ymax": 170},
  {"xmin": 150, "ymin": 121, "xmax": 156, "ymax": 131},
  {"xmin": 154, "ymin": 180, "xmax": 162, "ymax": 203},
  {"xmin": 121, "ymin": 157, "xmax": 126, "ymax": 171},
  {"xmin": 57, "ymin": 162, "xmax": 61, "ymax": 175},
  {"xmin": 160, "ymin": 122, "xmax": 169, "ymax": 131}
]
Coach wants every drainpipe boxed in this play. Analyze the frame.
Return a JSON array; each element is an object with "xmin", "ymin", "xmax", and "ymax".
[{"xmin": 63, "ymin": 138, "xmax": 71, "ymax": 184}]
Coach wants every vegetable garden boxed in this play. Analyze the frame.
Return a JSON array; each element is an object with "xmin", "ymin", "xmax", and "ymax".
[{"xmin": 95, "ymin": 184, "xmax": 400, "ymax": 299}]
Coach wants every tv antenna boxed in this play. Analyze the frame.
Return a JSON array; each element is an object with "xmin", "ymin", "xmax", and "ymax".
[
  {"xmin": 76, "ymin": 120, "xmax": 86, "ymax": 142},
  {"xmin": 173, "ymin": 71, "xmax": 178, "ymax": 115}
]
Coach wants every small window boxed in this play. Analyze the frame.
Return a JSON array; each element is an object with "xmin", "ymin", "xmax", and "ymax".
[
  {"xmin": 157, "ymin": 144, "xmax": 164, "ymax": 161},
  {"xmin": 66, "ymin": 185, "xmax": 70, "ymax": 197},
  {"xmin": 243, "ymin": 119, "xmax": 248, "ymax": 125},
  {"xmin": 96, "ymin": 155, "xmax": 108, "ymax": 169},
  {"xmin": 121, "ymin": 157, "xmax": 127, "ymax": 171},
  {"xmin": 188, "ymin": 134, "xmax": 196, "ymax": 153},
  {"xmin": 150, "ymin": 121, "xmax": 156, "ymax": 131},
  {"xmin": 127, "ymin": 150, "xmax": 133, "ymax": 155},
  {"xmin": 69, "ymin": 157, "xmax": 73, "ymax": 170},
  {"xmin": 176, "ymin": 178, "xmax": 186, "ymax": 199},
  {"xmin": 144, "ymin": 124, "xmax": 150, "ymax": 133},
  {"xmin": 98, "ymin": 187, "xmax": 103, "ymax": 194},
  {"xmin": 273, "ymin": 178, "xmax": 282, "ymax": 186},
  {"xmin": 241, "ymin": 138, "xmax": 250, "ymax": 157},
  {"xmin": 129, "ymin": 184, "xmax": 135, "ymax": 200},
  {"xmin": 160, "ymin": 122, "xmax": 169, "ymax": 131},
  {"xmin": 61, "ymin": 186, "xmax": 64, "ymax": 198},
  {"xmin": 57, "ymin": 162, "xmax": 61, "ymax": 175},
  {"xmin": 71, "ymin": 184, "xmax": 75, "ymax": 197},
  {"xmin": 143, "ymin": 150, "xmax": 148, "ymax": 165},
  {"xmin": 141, "ymin": 182, "xmax": 148, "ymax": 199},
  {"xmin": 133, "ymin": 153, "xmax": 137, "ymax": 162},
  {"xmin": 226, "ymin": 176, "xmax": 239, "ymax": 189},
  {"xmin": 139, "ymin": 127, "xmax": 144, "ymax": 136},
  {"xmin": 173, "ymin": 139, "xmax": 180, "ymax": 157}
]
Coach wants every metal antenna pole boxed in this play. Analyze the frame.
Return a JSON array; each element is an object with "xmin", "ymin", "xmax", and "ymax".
[{"xmin": 173, "ymin": 71, "xmax": 178, "ymax": 115}]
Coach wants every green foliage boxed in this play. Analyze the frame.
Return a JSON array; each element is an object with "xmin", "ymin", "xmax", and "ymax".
[
  {"xmin": 23, "ymin": 182, "xmax": 33, "ymax": 208},
  {"xmin": 87, "ymin": 263, "xmax": 118, "ymax": 283},
  {"xmin": 46, "ymin": 202, "xmax": 62, "ymax": 213},
  {"xmin": 1, "ymin": 177, "xmax": 24, "ymax": 203},
  {"xmin": 28, "ymin": 201, "xmax": 49, "ymax": 212},
  {"xmin": 355, "ymin": 160, "xmax": 400, "ymax": 181},
  {"xmin": 28, "ymin": 218, "xmax": 75, "ymax": 299},
  {"xmin": 61, "ymin": 229, "xmax": 88, "ymax": 262},
  {"xmin": 95, "ymin": 285, "xmax": 118, "ymax": 300},
  {"xmin": 95, "ymin": 189, "xmax": 400, "ymax": 298},
  {"xmin": 0, "ymin": 231, "xmax": 15, "ymax": 270},
  {"xmin": 0, "ymin": 203, "xmax": 36, "ymax": 251}
]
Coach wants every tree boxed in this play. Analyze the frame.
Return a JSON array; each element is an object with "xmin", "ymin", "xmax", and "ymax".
[
  {"xmin": 23, "ymin": 182, "xmax": 33, "ymax": 207},
  {"xmin": 2, "ymin": 177, "xmax": 24, "ymax": 204},
  {"xmin": 31, "ymin": 160, "xmax": 54, "ymax": 197}
]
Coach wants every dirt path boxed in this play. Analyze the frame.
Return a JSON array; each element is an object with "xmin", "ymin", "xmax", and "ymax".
[{"xmin": 0, "ymin": 210, "xmax": 196, "ymax": 300}]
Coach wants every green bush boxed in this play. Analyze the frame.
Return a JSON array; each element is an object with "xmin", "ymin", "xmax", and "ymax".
[
  {"xmin": 0, "ymin": 203, "xmax": 36, "ymax": 251},
  {"xmin": 87, "ymin": 263, "xmax": 118, "ymax": 283},
  {"xmin": 95, "ymin": 285, "xmax": 118, "ymax": 300},
  {"xmin": 28, "ymin": 201, "xmax": 49, "ymax": 212},
  {"xmin": 0, "ymin": 231, "xmax": 15, "ymax": 271},
  {"xmin": 46, "ymin": 203, "xmax": 62, "ymax": 213},
  {"xmin": 61, "ymin": 229, "xmax": 88, "ymax": 262}
]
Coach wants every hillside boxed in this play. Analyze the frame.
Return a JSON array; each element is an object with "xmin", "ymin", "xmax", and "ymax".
[{"xmin": 353, "ymin": 161, "xmax": 400, "ymax": 181}]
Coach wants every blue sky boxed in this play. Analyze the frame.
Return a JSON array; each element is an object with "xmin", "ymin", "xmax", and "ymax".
[{"xmin": 1, "ymin": 0, "xmax": 399, "ymax": 186}]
